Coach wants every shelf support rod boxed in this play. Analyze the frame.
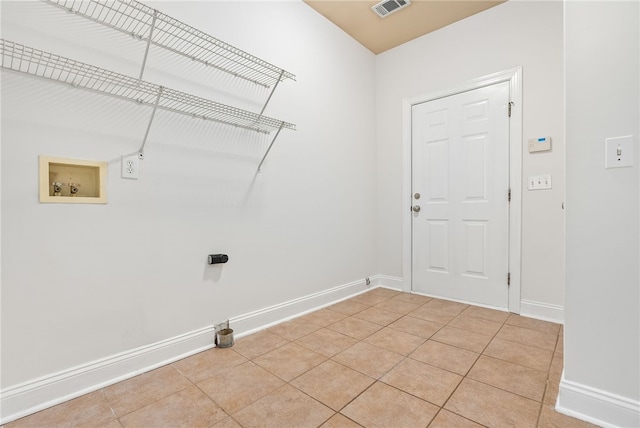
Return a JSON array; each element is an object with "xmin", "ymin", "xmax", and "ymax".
[
  {"xmin": 257, "ymin": 122, "xmax": 284, "ymax": 173},
  {"xmin": 139, "ymin": 10, "xmax": 158, "ymax": 81},
  {"xmin": 259, "ymin": 69, "xmax": 285, "ymax": 116},
  {"xmin": 138, "ymin": 86, "xmax": 164, "ymax": 157}
]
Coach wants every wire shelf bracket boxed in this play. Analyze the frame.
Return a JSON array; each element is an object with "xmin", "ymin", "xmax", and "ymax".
[
  {"xmin": 43, "ymin": 0, "xmax": 296, "ymax": 114},
  {"xmin": 1, "ymin": 39, "xmax": 295, "ymax": 169},
  {"xmin": 138, "ymin": 86, "xmax": 162, "ymax": 158}
]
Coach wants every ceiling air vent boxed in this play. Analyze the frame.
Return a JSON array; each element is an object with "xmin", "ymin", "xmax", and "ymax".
[{"xmin": 371, "ymin": 0, "xmax": 411, "ymax": 18}]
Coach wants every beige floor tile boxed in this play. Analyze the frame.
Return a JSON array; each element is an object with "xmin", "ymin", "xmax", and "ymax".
[
  {"xmin": 97, "ymin": 420, "xmax": 123, "ymax": 428},
  {"xmin": 119, "ymin": 385, "xmax": 226, "ymax": 428},
  {"xmin": 467, "ymin": 355, "xmax": 548, "ymax": 401},
  {"xmin": 298, "ymin": 308, "xmax": 347, "ymax": 327},
  {"xmin": 459, "ymin": 305, "xmax": 510, "ymax": 323},
  {"xmin": 373, "ymin": 298, "xmax": 421, "ymax": 315},
  {"xmin": 197, "ymin": 361, "xmax": 285, "ymax": 414},
  {"xmin": 231, "ymin": 330, "xmax": 289, "ymax": 360},
  {"xmin": 103, "ymin": 365, "xmax": 191, "ymax": 417},
  {"xmin": 291, "ymin": 360, "xmax": 375, "ymax": 411},
  {"xmin": 352, "ymin": 306, "xmax": 402, "ymax": 326},
  {"xmin": 544, "ymin": 375, "xmax": 561, "ymax": 406},
  {"xmin": 388, "ymin": 292, "xmax": 432, "ymax": 305},
  {"xmin": 445, "ymin": 378, "xmax": 540, "ymax": 428},
  {"xmin": 320, "ymin": 413, "xmax": 363, "ymax": 428},
  {"xmin": 424, "ymin": 298, "xmax": 468, "ymax": 315},
  {"xmin": 212, "ymin": 417, "xmax": 243, "ymax": 428},
  {"xmin": 296, "ymin": 327, "xmax": 359, "ymax": 358},
  {"xmin": 327, "ymin": 299, "xmax": 370, "ymax": 315},
  {"xmin": 428, "ymin": 410, "xmax": 483, "ymax": 428},
  {"xmin": 341, "ymin": 382, "xmax": 439, "ymax": 428},
  {"xmin": 484, "ymin": 337, "xmax": 554, "ymax": 372},
  {"xmin": 448, "ymin": 314, "xmax": 504, "ymax": 336},
  {"xmin": 538, "ymin": 405, "xmax": 600, "ymax": 428},
  {"xmin": 328, "ymin": 316, "xmax": 383, "ymax": 340},
  {"xmin": 410, "ymin": 340, "xmax": 479, "ymax": 376},
  {"xmin": 232, "ymin": 384, "xmax": 334, "ymax": 428},
  {"xmin": 550, "ymin": 352, "xmax": 564, "ymax": 378},
  {"xmin": 506, "ymin": 314, "xmax": 561, "ymax": 335},
  {"xmin": 332, "ymin": 341, "xmax": 404, "ymax": 379},
  {"xmin": 381, "ymin": 358, "xmax": 462, "ymax": 406},
  {"xmin": 369, "ymin": 287, "xmax": 401, "ymax": 299},
  {"xmin": 431, "ymin": 326, "xmax": 493, "ymax": 353},
  {"xmin": 5, "ymin": 391, "xmax": 116, "ymax": 428},
  {"xmin": 364, "ymin": 327, "xmax": 425, "ymax": 356},
  {"xmin": 253, "ymin": 342, "xmax": 326, "ymax": 381},
  {"xmin": 496, "ymin": 324, "xmax": 558, "ymax": 351},
  {"xmin": 556, "ymin": 333, "xmax": 564, "ymax": 354},
  {"xmin": 172, "ymin": 348, "xmax": 248, "ymax": 384},
  {"xmin": 267, "ymin": 318, "xmax": 322, "ymax": 341},
  {"xmin": 388, "ymin": 315, "xmax": 443, "ymax": 339},
  {"xmin": 349, "ymin": 292, "xmax": 390, "ymax": 306},
  {"xmin": 409, "ymin": 305, "xmax": 457, "ymax": 325}
]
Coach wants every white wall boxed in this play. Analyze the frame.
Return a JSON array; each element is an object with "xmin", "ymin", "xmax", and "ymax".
[
  {"xmin": 375, "ymin": 1, "xmax": 565, "ymax": 318},
  {"xmin": 0, "ymin": 0, "xmax": 377, "ymax": 415},
  {"xmin": 561, "ymin": 1, "xmax": 640, "ymax": 426}
]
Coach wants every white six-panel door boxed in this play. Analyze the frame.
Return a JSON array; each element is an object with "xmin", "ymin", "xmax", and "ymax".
[{"xmin": 411, "ymin": 82, "xmax": 510, "ymax": 309}]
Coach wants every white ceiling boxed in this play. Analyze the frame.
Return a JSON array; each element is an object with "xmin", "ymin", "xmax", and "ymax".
[{"xmin": 303, "ymin": 0, "xmax": 506, "ymax": 54}]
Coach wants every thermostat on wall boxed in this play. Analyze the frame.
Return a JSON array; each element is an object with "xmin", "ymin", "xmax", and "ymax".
[{"xmin": 529, "ymin": 136, "xmax": 552, "ymax": 153}]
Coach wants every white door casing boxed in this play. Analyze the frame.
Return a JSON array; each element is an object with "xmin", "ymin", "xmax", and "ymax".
[
  {"xmin": 411, "ymin": 82, "xmax": 510, "ymax": 308},
  {"xmin": 401, "ymin": 67, "xmax": 522, "ymax": 313}
]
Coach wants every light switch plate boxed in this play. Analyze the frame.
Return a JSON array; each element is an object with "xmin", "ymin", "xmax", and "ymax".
[
  {"xmin": 605, "ymin": 135, "xmax": 633, "ymax": 168},
  {"xmin": 528, "ymin": 174, "xmax": 552, "ymax": 190}
]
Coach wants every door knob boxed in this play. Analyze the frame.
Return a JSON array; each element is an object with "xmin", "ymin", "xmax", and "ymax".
[
  {"xmin": 414, "ymin": 193, "xmax": 421, "ymax": 199},
  {"xmin": 412, "ymin": 205, "xmax": 421, "ymax": 212}
]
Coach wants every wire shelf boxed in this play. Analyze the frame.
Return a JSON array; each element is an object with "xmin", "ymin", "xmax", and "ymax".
[
  {"xmin": 0, "ymin": 39, "xmax": 296, "ymax": 135},
  {"xmin": 43, "ymin": 0, "xmax": 296, "ymax": 88}
]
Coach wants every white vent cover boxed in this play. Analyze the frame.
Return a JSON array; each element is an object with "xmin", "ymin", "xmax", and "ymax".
[{"xmin": 371, "ymin": 0, "xmax": 411, "ymax": 18}]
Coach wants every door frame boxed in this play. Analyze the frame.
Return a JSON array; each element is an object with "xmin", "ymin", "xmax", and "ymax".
[{"xmin": 401, "ymin": 67, "xmax": 523, "ymax": 313}]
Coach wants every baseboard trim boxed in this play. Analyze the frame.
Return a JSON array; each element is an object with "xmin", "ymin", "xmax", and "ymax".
[
  {"xmin": 0, "ymin": 277, "xmax": 372, "ymax": 424},
  {"xmin": 0, "ymin": 326, "xmax": 215, "ymax": 424},
  {"xmin": 371, "ymin": 274, "xmax": 404, "ymax": 291},
  {"xmin": 230, "ymin": 277, "xmax": 370, "ymax": 337},
  {"xmin": 557, "ymin": 374, "xmax": 640, "ymax": 428},
  {"xmin": 520, "ymin": 299, "xmax": 564, "ymax": 324}
]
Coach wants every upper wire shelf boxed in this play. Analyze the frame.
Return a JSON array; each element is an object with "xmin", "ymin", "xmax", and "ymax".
[
  {"xmin": 43, "ymin": 0, "xmax": 296, "ymax": 89},
  {"xmin": 0, "ymin": 39, "xmax": 295, "ymax": 135}
]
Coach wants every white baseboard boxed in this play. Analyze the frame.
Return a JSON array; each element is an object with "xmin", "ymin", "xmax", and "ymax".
[
  {"xmin": 557, "ymin": 373, "xmax": 640, "ymax": 428},
  {"xmin": 520, "ymin": 299, "xmax": 564, "ymax": 324},
  {"xmin": 371, "ymin": 274, "xmax": 404, "ymax": 291},
  {"xmin": 0, "ymin": 326, "xmax": 215, "ymax": 425},
  {"xmin": 230, "ymin": 278, "xmax": 370, "ymax": 337},
  {"xmin": 0, "ymin": 277, "xmax": 372, "ymax": 424}
]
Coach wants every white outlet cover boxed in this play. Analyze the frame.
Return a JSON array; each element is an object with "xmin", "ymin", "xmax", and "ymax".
[
  {"xmin": 605, "ymin": 135, "xmax": 633, "ymax": 168},
  {"xmin": 121, "ymin": 155, "xmax": 139, "ymax": 179}
]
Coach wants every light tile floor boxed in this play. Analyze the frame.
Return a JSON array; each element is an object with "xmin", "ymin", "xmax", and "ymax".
[{"xmin": 6, "ymin": 288, "xmax": 598, "ymax": 428}]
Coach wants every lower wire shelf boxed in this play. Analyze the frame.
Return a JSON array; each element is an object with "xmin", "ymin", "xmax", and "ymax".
[{"xmin": 0, "ymin": 39, "xmax": 295, "ymax": 166}]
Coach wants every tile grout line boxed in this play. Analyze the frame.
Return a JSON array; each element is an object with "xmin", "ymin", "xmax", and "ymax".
[{"xmin": 435, "ymin": 313, "xmax": 507, "ymax": 426}]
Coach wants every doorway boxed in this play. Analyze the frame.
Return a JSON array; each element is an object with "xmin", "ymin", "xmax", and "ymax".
[{"xmin": 402, "ymin": 68, "xmax": 522, "ymax": 313}]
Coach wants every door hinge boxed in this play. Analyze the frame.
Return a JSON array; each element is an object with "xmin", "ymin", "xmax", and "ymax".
[
  {"xmin": 508, "ymin": 188, "xmax": 511, "ymax": 202},
  {"xmin": 507, "ymin": 272, "xmax": 511, "ymax": 286},
  {"xmin": 508, "ymin": 101, "xmax": 514, "ymax": 117}
]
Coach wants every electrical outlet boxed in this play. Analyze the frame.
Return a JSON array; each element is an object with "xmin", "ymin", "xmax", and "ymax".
[{"xmin": 121, "ymin": 155, "xmax": 139, "ymax": 179}]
